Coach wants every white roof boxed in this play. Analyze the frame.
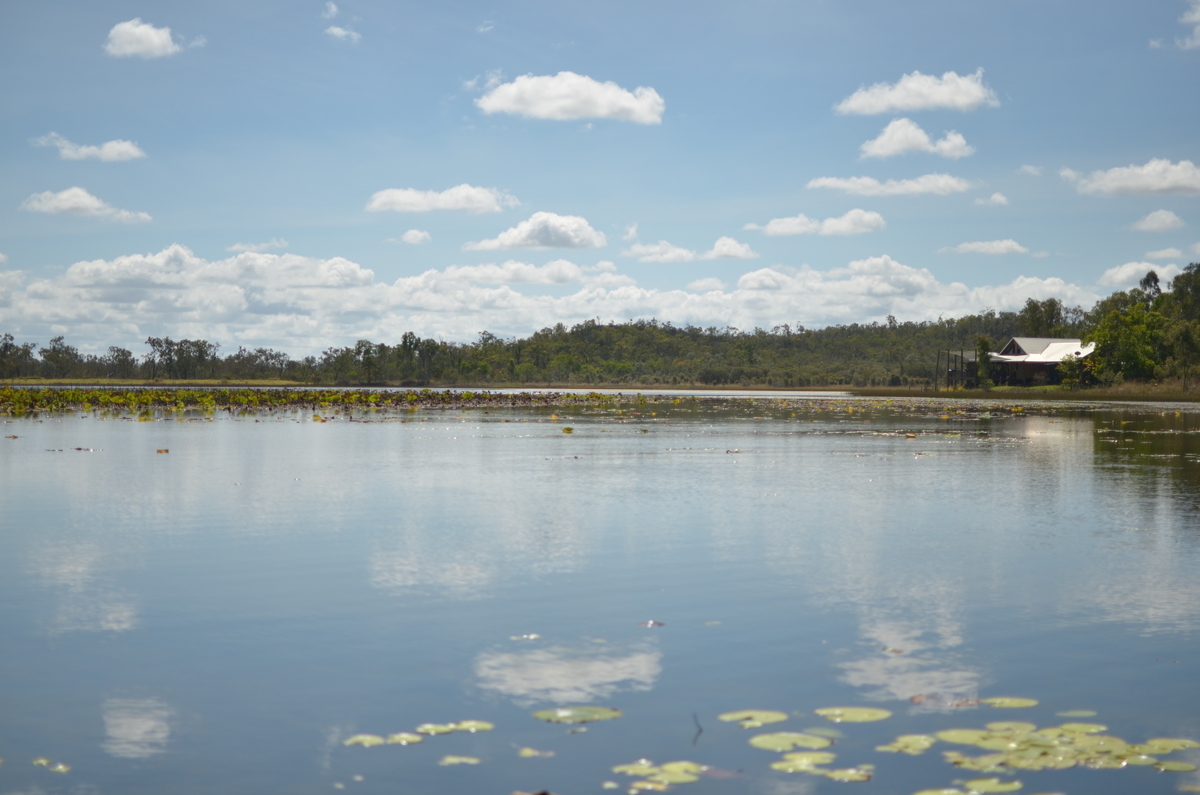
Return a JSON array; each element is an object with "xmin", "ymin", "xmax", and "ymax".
[{"xmin": 992, "ymin": 340, "xmax": 1095, "ymax": 364}]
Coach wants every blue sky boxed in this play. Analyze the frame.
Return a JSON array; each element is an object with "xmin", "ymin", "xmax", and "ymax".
[{"xmin": 2, "ymin": 0, "xmax": 1199, "ymax": 352}]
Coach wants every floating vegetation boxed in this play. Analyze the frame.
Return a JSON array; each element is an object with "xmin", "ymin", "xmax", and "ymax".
[
  {"xmin": 877, "ymin": 734, "xmax": 938, "ymax": 755},
  {"xmin": 814, "ymin": 707, "xmax": 892, "ymax": 723},
  {"xmin": 611, "ymin": 759, "xmax": 709, "ymax": 790},
  {"xmin": 415, "ymin": 723, "xmax": 457, "ymax": 735},
  {"xmin": 981, "ymin": 698, "xmax": 1038, "ymax": 708},
  {"xmin": 532, "ymin": 706, "xmax": 622, "ymax": 724},
  {"xmin": 31, "ymin": 758, "xmax": 51, "ymax": 766},
  {"xmin": 343, "ymin": 734, "xmax": 386, "ymax": 747},
  {"xmin": 385, "ymin": 733, "xmax": 423, "ymax": 745},
  {"xmin": 718, "ymin": 709, "xmax": 788, "ymax": 728},
  {"xmin": 963, "ymin": 777, "xmax": 1022, "ymax": 792},
  {"xmin": 749, "ymin": 732, "xmax": 833, "ymax": 751},
  {"xmin": 451, "ymin": 720, "xmax": 493, "ymax": 732},
  {"xmin": 769, "ymin": 751, "xmax": 837, "ymax": 771},
  {"xmin": 518, "ymin": 747, "xmax": 555, "ymax": 758},
  {"xmin": 30, "ymin": 757, "xmax": 70, "ymax": 773},
  {"xmin": 437, "ymin": 755, "xmax": 480, "ymax": 766}
]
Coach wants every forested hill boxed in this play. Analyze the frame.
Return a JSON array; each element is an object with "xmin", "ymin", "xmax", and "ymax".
[{"xmin": 4, "ymin": 264, "xmax": 1199, "ymax": 388}]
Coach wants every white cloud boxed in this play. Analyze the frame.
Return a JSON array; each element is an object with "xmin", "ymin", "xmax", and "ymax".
[
  {"xmin": 859, "ymin": 118, "xmax": 974, "ymax": 159},
  {"xmin": 1019, "ymin": 165, "xmax": 1042, "ymax": 176},
  {"xmin": 700, "ymin": 237, "xmax": 758, "ymax": 260},
  {"xmin": 623, "ymin": 223, "xmax": 639, "ymax": 241},
  {"xmin": 1145, "ymin": 247, "xmax": 1183, "ymax": 259},
  {"xmin": 1193, "ymin": 242, "xmax": 1200, "ymax": 256},
  {"xmin": 463, "ymin": 69, "xmax": 504, "ymax": 92},
  {"xmin": 465, "ymin": 211, "xmax": 606, "ymax": 250},
  {"xmin": 32, "ymin": 132, "xmax": 146, "ymax": 162},
  {"xmin": 622, "ymin": 241, "xmax": 695, "ymax": 262},
  {"xmin": 1132, "ymin": 209, "xmax": 1185, "ymax": 231},
  {"xmin": 441, "ymin": 259, "xmax": 601, "ymax": 285},
  {"xmin": 476, "ymin": 21, "xmax": 495, "ymax": 33},
  {"xmin": 400, "ymin": 229, "xmax": 432, "ymax": 245},
  {"xmin": 324, "ymin": 25, "xmax": 361, "ymax": 43},
  {"xmin": 807, "ymin": 173, "xmax": 970, "ymax": 196},
  {"xmin": 745, "ymin": 208, "xmax": 886, "ymax": 236},
  {"xmin": 321, "ymin": 2, "xmax": 339, "ymax": 19},
  {"xmin": 0, "ymin": 245, "xmax": 1112, "ymax": 351},
  {"xmin": 366, "ymin": 184, "xmax": 518, "ymax": 213},
  {"xmin": 941, "ymin": 239, "xmax": 1029, "ymax": 255},
  {"xmin": 834, "ymin": 69, "xmax": 998, "ymax": 115},
  {"xmin": 1099, "ymin": 261, "xmax": 1183, "ymax": 288},
  {"xmin": 1178, "ymin": 0, "xmax": 1200, "ymax": 48},
  {"xmin": 227, "ymin": 238, "xmax": 288, "ymax": 253},
  {"xmin": 687, "ymin": 277, "xmax": 726, "ymax": 292},
  {"xmin": 1065, "ymin": 159, "xmax": 1200, "ymax": 196},
  {"xmin": 0, "ymin": 252, "xmax": 7, "ymax": 264},
  {"xmin": 475, "ymin": 71, "xmax": 665, "ymax": 124},
  {"xmin": 105, "ymin": 18, "xmax": 183, "ymax": 58},
  {"xmin": 974, "ymin": 192, "xmax": 1009, "ymax": 206},
  {"xmin": 20, "ymin": 187, "xmax": 151, "ymax": 223}
]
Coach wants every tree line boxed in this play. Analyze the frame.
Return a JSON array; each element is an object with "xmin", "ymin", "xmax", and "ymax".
[{"xmin": 3, "ymin": 263, "xmax": 1197, "ymax": 389}]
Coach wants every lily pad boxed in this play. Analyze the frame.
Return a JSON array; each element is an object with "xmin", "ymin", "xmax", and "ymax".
[
  {"xmin": 877, "ymin": 734, "xmax": 937, "ymax": 755},
  {"xmin": 31, "ymin": 758, "xmax": 51, "ymax": 767},
  {"xmin": 964, "ymin": 777, "xmax": 1022, "ymax": 792},
  {"xmin": 532, "ymin": 706, "xmax": 621, "ymax": 724},
  {"xmin": 648, "ymin": 770, "xmax": 700, "ymax": 783},
  {"xmin": 770, "ymin": 758, "xmax": 828, "ymax": 773},
  {"xmin": 718, "ymin": 709, "xmax": 788, "ymax": 728},
  {"xmin": 1122, "ymin": 754, "xmax": 1158, "ymax": 765},
  {"xmin": 824, "ymin": 767, "xmax": 872, "ymax": 782},
  {"xmin": 782, "ymin": 751, "xmax": 837, "ymax": 766},
  {"xmin": 628, "ymin": 781, "xmax": 669, "ymax": 792},
  {"xmin": 415, "ymin": 723, "xmax": 456, "ymax": 735},
  {"xmin": 1157, "ymin": 761, "xmax": 1199, "ymax": 772},
  {"xmin": 438, "ymin": 755, "xmax": 480, "ymax": 766},
  {"xmin": 49, "ymin": 763, "xmax": 71, "ymax": 773},
  {"xmin": 343, "ymin": 734, "xmax": 386, "ymax": 747},
  {"xmin": 982, "ymin": 698, "xmax": 1038, "ymax": 709},
  {"xmin": 814, "ymin": 707, "xmax": 892, "ymax": 723},
  {"xmin": 986, "ymin": 722, "xmax": 1037, "ymax": 734},
  {"xmin": 1058, "ymin": 723, "xmax": 1106, "ymax": 734},
  {"xmin": 613, "ymin": 760, "xmax": 658, "ymax": 776},
  {"xmin": 385, "ymin": 732, "xmax": 423, "ymax": 745},
  {"xmin": 659, "ymin": 761, "xmax": 705, "ymax": 774},
  {"xmin": 749, "ymin": 732, "xmax": 834, "ymax": 751},
  {"xmin": 936, "ymin": 729, "xmax": 991, "ymax": 744},
  {"xmin": 1145, "ymin": 737, "xmax": 1200, "ymax": 751},
  {"xmin": 452, "ymin": 720, "xmax": 494, "ymax": 732}
]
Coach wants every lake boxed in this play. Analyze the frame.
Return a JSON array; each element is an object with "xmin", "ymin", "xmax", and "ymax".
[{"xmin": 1, "ymin": 394, "xmax": 1198, "ymax": 795}]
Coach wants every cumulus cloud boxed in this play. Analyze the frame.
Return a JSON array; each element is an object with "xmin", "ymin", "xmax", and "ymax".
[
  {"xmin": 1178, "ymin": 0, "xmax": 1200, "ymax": 48},
  {"xmin": 623, "ymin": 240, "xmax": 695, "ymax": 262},
  {"xmin": 745, "ymin": 208, "xmax": 886, "ymax": 236},
  {"xmin": 20, "ymin": 187, "xmax": 151, "ymax": 223},
  {"xmin": 400, "ymin": 229, "xmax": 432, "ymax": 245},
  {"xmin": 366, "ymin": 184, "xmax": 518, "ymax": 213},
  {"xmin": 105, "ymin": 18, "xmax": 183, "ymax": 58},
  {"xmin": 32, "ymin": 132, "xmax": 146, "ymax": 162},
  {"xmin": 1065, "ymin": 159, "xmax": 1200, "ymax": 196},
  {"xmin": 1145, "ymin": 247, "xmax": 1183, "ymax": 259},
  {"xmin": 465, "ymin": 212, "xmax": 606, "ymax": 250},
  {"xmin": 975, "ymin": 192, "xmax": 1009, "ymax": 206},
  {"xmin": 325, "ymin": 25, "xmax": 361, "ymax": 43},
  {"xmin": 475, "ymin": 71, "xmax": 665, "ymax": 124},
  {"xmin": 859, "ymin": 118, "xmax": 973, "ymax": 159},
  {"xmin": 835, "ymin": 69, "xmax": 998, "ymax": 115},
  {"xmin": 227, "ymin": 238, "xmax": 288, "ymax": 253},
  {"xmin": 1132, "ymin": 209, "xmax": 1185, "ymax": 231},
  {"xmin": 700, "ymin": 236, "xmax": 759, "ymax": 260},
  {"xmin": 1099, "ymin": 261, "xmax": 1183, "ymax": 288},
  {"xmin": 321, "ymin": 2, "xmax": 338, "ymax": 19},
  {"xmin": 941, "ymin": 239, "xmax": 1029, "ymax": 255},
  {"xmin": 807, "ymin": 173, "xmax": 970, "ymax": 196},
  {"xmin": 0, "ymin": 245, "xmax": 1113, "ymax": 350}
]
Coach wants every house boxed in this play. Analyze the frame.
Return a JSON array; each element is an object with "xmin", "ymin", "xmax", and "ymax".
[{"xmin": 988, "ymin": 337, "xmax": 1095, "ymax": 385}]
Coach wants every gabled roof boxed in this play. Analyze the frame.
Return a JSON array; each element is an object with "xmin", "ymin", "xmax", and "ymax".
[{"xmin": 992, "ymin": 337, "xmax": 1094, "ymax": 364}]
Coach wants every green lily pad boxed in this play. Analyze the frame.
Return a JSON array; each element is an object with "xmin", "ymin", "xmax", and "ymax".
[
  {"xmin": 982, "ymin": 698, "xmax": 1038, "ymax": 709},
  {"xmin": 824, "ymin": 767, "xmax": 872, "ymax": 782},
  {"xmin": 718, "ymin": 709, "xmax": 788, "ymax": 728},
  {"xmin": 1157, "ymin": 761, "xmax": 1199, "ymax": 772},
  {"xmin": 531, "ymin": 706, "xmax": 621, "ymax": 724},
  {"xmin": 783, "ymin": 751, "xmax": 837, "ymax": 766},
  {"xmin": 438, "ymin": 755, "xmax": 480, "ymax": 766},
  {"xmin": 1122, "ymin": 754, "xmax": 1158, "ymax": 765},
  {"xmin": 343, "ymin": 734, "xmax": 386, "ymax": 747},
  {"xmin": 1058, "ymin": 723, "xmax": 1106, "ymax": 734},
  {"xmin": 937, "ymin": 729, "xmax": 991, "ymax": 744},
  {"xmin": 986, "ymin": 722, "xmax": 1037, "ymax": 734},
  {"xmin": 749, "ymin": 732, "xmax": 834, "ymax": 751},
  {"xmin": 628, "ymin": 782, "xmax": 669, "ymax": 792},
  {"xmin": 1056, "ymin": 710, "xmax": 1097, "ymax": 717},
  {"xmin": 877, "ymin": 734, "xmax": 937, "ymax": 755},
  {"xmin": 770, "ymin": 758, "xmax": 828, "ymax": 773},
  {"xmin": 613, "ymin": 760, "xmax": 658, "ymax": 776},
  {"xmin": 452, "ymin": 720, "xmax": 494, "ymax": 732},
  {"xmin": 964, "ymin": 777, "xmax": 1022, "ymax": 792},
  {"xmin": 648, "ymin": 770, "xmax": 699, "ymax": 783},
  {"xmin": 1145, "ymin": 737, "xmax": 1200, "ymax": 751},
  {"xmin": 814, "ymin": 707, "xmax": 892, "ymax": 723},
  {"xmin": 415, "ymin": 723, "xmax": 456, "ymax": 735},
  {"xmin": 659, "ymin": 761, "xmax": 705, "ymax": 774},
  {"xmin": 385, "ymin": 732, "xmax": 423, "ymax": 745}
]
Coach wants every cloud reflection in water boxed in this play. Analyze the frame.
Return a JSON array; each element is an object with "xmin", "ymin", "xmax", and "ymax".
[
  {"xmin": 474, "ymin": 642, "xmax": 661, "ymax": 706},
  {"xmin": 102, "ymin": 698, "xmax": 173, "ymax": 758}
]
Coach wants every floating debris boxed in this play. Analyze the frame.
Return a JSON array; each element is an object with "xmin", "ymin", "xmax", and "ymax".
[
  {"xmin": 532, "ymin": 706, "xmax": 622, "ymax": 724},
  {"xmin": 718, "ymin": 709, "xmax": 788, "ymax": 729},
  {"xmin": 814, "ymin": 707, "xmax": 892, "ymax": 723}
]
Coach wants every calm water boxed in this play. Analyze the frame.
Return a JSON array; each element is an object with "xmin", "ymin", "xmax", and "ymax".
[{"xmin": 1, "ymin": 397, "xmax": 1198, "ymax": 795}]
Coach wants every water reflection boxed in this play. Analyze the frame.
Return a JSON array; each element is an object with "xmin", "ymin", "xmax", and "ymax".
[
  {"xmin": 30, "ymin": 543, "xmax": 139, "ymax": 633},
  {"xmin": 474, "ymin": 642, "xmax": 661, "ymax": 705},
  {"xmin": 102, "ymin": 698, "xmax": 173, "ymax": 758},
  {"xmin": 838, "ymin": 616, "xmax": 980, "ymax": 709}
]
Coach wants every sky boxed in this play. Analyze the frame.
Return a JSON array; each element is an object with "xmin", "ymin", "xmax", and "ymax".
[{"xmin": 1, "ymin": 0, "xmax": 1199, "ymax": 354}]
